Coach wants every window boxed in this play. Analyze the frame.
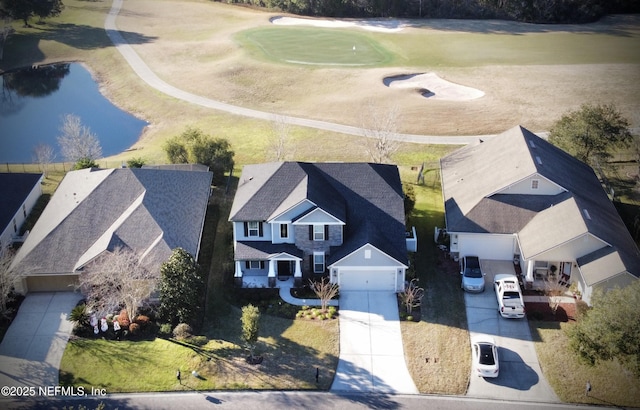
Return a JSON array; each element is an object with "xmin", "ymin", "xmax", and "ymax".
[
  {"xmin": 246, "ymin": 261, "xmax": 265, "ymax": 270},
  {"xmin": 313, "ymin": 225, "xmax": 324, "ymax": 241},
  {"xmin": 247, "ymin": 221, "xmax": 259, "ymax": 237},
  {"xmin": 280, "ymin": 223, "xmax": 288, "ymax": 238},
  {"xmin": 531, "ymin": 179, "xmax": 539, "ymax": 190},
  {"xmin": 313, "ymin": 253, "xmax": 325, "ymax": 273}
]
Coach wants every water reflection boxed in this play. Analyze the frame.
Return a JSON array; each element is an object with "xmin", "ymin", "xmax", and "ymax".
[
  {"xmin": 2, "ymin": 64, "xmax": 70, "ymax": 99},
  {"xmin": 0, "ymin": 63, "xmax": 148, "ymax": 163}
]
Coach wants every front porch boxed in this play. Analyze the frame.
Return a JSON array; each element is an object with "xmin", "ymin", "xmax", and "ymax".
[{"xmin": 234, "ymin": 257, "xmax": 303, "ymax": 288}]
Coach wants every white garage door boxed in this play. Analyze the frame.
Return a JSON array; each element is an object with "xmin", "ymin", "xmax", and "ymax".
[
  {"xmin": 460, "ymin": 234, "xmax": 515, "ymax": 260},
  {"xmin": 339, "ymin": 269, "xmax": 396, "ymax": 291}
]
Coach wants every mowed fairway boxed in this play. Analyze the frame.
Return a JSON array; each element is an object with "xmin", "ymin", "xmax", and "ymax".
[{"xmin": 239, "ymin": 27, "xmax": 393, "ymax": 66}]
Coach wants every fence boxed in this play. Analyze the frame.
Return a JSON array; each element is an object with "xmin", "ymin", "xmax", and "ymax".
[{"xmin": 1, "ymin": 161, "xmax": 134, "ymax": 174}]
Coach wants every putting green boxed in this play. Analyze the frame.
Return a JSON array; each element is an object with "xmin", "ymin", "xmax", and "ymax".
[{"xmin": 237, "ymin": 27, "xmax": 393, "ymax": 66}]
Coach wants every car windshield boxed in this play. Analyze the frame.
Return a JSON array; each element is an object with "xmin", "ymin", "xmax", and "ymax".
[
  {"xmin": 503, "ymin": 291, "xmax": 520, "ymax": 299},
  {"xmin": 478, "ymin": 344, "xmax": 495, "ymax": 365},
  {"xmin": 465, "ymin": 267, "xmax": 482, "ymax": 278}
]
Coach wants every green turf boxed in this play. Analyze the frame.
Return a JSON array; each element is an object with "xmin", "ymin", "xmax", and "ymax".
[{"xmin": 238, "ymin": 27, "xmax": 394, "ymax": 66}]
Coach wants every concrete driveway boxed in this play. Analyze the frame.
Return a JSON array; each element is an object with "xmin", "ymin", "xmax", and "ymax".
[
  {"xmin": 331, "ymin": 291, "xmax": 418, "ymax": 394},
  {"xmin": 0, "ymin": 292, "xmax": 82, "ymax": 388},
  {"xmin": 465, "ymin": 261, "xmax": 559, "ymax": 402}
]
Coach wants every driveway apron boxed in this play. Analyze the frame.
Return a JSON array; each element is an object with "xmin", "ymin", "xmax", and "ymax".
[
  {"xmin": 0, "ymin": 292, "xmax": 82, "ymax": 388},
  {"xmin": 331, "ymin": 291, "xmax": 418, "ymax": 394},
  {"xmin": 465, "ymin": 261, "xmax": 559, "ymax": 402}
]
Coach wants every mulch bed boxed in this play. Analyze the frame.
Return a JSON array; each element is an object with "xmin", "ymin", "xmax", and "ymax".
[{"xmin": 525, "ymin": 301, "xmax": 577, "ymax": 322}]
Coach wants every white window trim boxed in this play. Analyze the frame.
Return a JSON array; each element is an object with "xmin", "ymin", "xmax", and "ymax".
[
  {"xmin": 280, "ymin": 223, "xmax": 288, "ymax": 239},
  {"xmin": 313, "ymin": 224, "xmax": 324, "ymax": 241},
  {"xmin": 249, "ymin": 260, "xmax": 261, "ymax": 269},
  {"xmin": 313, "ymin": 252, "xmax": 325, "ymax": 273},
  {"xmin": 248, "ymin": 221, "xmax": 259, "ymax": 237}
]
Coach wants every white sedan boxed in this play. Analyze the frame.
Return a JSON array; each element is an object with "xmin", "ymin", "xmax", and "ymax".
[{"xmin": 471, "ymin": 335, "xmax": 499, "ymax": 378}]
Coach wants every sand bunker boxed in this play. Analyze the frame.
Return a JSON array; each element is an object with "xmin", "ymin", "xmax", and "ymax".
[
  {"xmin": 384, "ymin": 73, "xmax": 484, "ymax": 101},
  {"xmin": 271, "ymin": 16, "xmax": 406, "ymax": 33}
]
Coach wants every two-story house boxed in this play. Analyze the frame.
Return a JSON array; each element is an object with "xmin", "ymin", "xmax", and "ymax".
[
  {"xmin": 440, "ymin": 125, "xmax": 640, "ymax": 304},
  {"xmin": 229, "ymin": 161, "xmax": 412, "ymax": 292}
]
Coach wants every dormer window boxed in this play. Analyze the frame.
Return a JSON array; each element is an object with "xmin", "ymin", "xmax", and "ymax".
[{"xmin": 531, "ymin": 179, "xmax": 539, "ymax": 190}]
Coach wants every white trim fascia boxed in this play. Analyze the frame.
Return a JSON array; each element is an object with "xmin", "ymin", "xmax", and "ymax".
[
  {"xmin": 268, "ymin": 199, "xmax": 316, "ymax": 222},
  {"xmin": 328, "ymin": 243, "xmax": 408, "ymax": 269},
  {"xmin": 292, "ymin": 207, "xmax": 344, "ymax": 225},
  {"xmin": 486, "ymin": 172, "xmax": 567, "ymax": 198}
]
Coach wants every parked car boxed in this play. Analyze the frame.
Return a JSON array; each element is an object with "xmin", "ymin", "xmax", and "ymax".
[
  {"xmin": 460, "ymin": 256, "xmax": 485, "ymax": 292},
  {"xmin": 471, "ymin": 335, "xmax": 499, "ymax": 378},
  {"xmin": 494, "ymin": 274, "xmax": 526, "ymax": 318}
]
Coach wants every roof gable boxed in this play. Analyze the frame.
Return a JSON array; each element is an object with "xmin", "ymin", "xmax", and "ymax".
[{"xmin": 11, "ymin": 167, "xmax": 212, "ymax": 274}]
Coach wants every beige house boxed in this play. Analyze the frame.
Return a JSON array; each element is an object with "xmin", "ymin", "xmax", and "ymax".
[
  {"xmin": 440, "ymin": 125, "xmax": 640, "ymax": 304},
  {"xmin": 10, "ymin": 167, "xmax": 212, "ymax": 293}
]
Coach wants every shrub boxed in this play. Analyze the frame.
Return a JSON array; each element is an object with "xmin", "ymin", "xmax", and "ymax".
[
  {"xmin": 406, "ymin": 315, "xmax": 414, "ymax": 322},
  {"xmin": 173, "ymin": 323, "xmax": 193, "ymax": 340},
  {"xmin": 188, "ymin": 335, "xmax": 208, "ymax": 346},
  {"xmin": 159, "ymin": 323, "xmax": 172, "ymax": 337},
  {"xmin": 129, "ymin": 322, "xmax": 141, "ymax": 335},
  {"xmin": 69, "ymin": 304, "xmax": 90, "ymax": 326}
]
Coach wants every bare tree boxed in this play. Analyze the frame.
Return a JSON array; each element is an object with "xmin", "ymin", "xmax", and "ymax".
[
  {"xmin": 0, "ymin": 16, "xmax": 14, "ymax": 61},
  {"xmin": 57, "ymin": 114, "xmax": 102, "ymax": 164},
  {"xmin": 0, "ymin": 249, "xmax": 20, "ymax": 318},
  {"xmin": 79, "ymin": 247, "xmax": 157, "ymax": 319},
  {"xmin": 400, "ymin": 278, "xmax": 425, "ymax": 315},
  {"xmin": 309, "ymin": 277, "xmax": 339, "ymax": 312},
  {"xmin": 33, "ymin": 143, "xmax": 55, "ymax": 178},
  {"xmin": 268, "ymin": 115, "xmax": 293, "ymax": 161},
  {"xmin": 360, "ymin": 100, "xmax": 400, "ymax": 164}
]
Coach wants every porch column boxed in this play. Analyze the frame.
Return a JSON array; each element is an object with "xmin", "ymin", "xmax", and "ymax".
[
  {"xmin": 234, "ymin": 261, "xmax": 243, "ymax": 287},
  {"xmin": 294, "ymin": 260, "xmax": 302, "ymax": 287},
  {"xmin": 268, "ymin": 259, "xmax": 276, "ymax": 288},
  {"xmin": 525, "ymin": 259, "xmax": 534, "ymax": 284}
]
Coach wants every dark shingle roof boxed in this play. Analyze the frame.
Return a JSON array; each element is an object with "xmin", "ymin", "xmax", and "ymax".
[
  {"xmin": 230, "ymin": 162, "xmax": 407, "ymax": 265},
  {"xmin": 441, "ymin": 125, "xmax": 640, "ymax": 280},
  {"xmin": 0, "ymin": 173, "xmax": 42, "ymax": 231},
  {"xmin": 11, "ymin": 168, "xmax": 212, "ymax": 275}
]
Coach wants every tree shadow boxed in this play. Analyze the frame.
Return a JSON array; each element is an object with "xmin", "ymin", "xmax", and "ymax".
[{"xmin": 484, "ymin": 347, "xmax": 539, "ymax": 390}]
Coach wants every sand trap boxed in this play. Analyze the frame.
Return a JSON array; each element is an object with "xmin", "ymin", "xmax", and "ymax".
[
  {"xmin": 384, "ymin": 73, "xmax": 484, "ymax": 101},
  {"xmin": 271, "ymin": 16, "xmax": 407, "ymax": 33}
]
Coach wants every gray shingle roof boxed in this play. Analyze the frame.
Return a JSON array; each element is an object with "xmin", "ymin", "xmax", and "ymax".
[
  {"xmin": 230, "ymin": 162, "xmax": 407, "ymax": 266},
  {"xmin": 441, "ymin": 125, "xmax": 640, "ymax": 280},
  {"xmin": 11, "ymin": 167, "xmax": 212, "ymax": 275},
  {"xmin": 0, "ymin": 173, "xmax": 42, "ymax": 232}
]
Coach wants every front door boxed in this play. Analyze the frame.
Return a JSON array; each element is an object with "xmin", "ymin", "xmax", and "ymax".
[{"xmin": 277, "ymin": 260, "xmax": 292, "ymax": 279}]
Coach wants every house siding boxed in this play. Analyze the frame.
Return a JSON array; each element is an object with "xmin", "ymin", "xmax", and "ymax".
[{"xmin": 495, "ymin": 174, "xmax": 564, "ymax": 196}]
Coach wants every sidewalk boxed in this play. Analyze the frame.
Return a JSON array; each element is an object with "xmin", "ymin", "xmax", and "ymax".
[{"xmin": 277, "ymin": 279, "xmax": 339, "ymax": 307}]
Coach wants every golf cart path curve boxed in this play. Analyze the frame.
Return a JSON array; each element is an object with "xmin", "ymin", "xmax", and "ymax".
[{"xmin": 105, "ymin": 0, "xmax": 492, "ymax": 145}]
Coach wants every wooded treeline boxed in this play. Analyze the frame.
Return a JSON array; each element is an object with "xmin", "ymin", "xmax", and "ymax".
[{"xmin": 216, "ymin": 0, "xmax": 639, "ymax": 23}]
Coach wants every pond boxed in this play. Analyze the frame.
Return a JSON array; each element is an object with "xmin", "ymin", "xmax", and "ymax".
[{"xmin": 0, "ymin": 63, "xmax": 148, "ymax": 164}]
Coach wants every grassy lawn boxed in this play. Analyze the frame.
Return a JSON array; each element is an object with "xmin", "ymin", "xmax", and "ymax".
[
  {"xmin": 400, "ymin": 166, "xmax": 471, "ymax": 394},
  {"xmin": 60, "ymin": 315, "xmax": 337, "ymax": 392},
  {"xmin": 238, "ymin": 27, "xmax": 394, "ymax": 66},
  {"xmin": 530, "ymin": 321, "xmax": 640, "ymax": 407}
]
